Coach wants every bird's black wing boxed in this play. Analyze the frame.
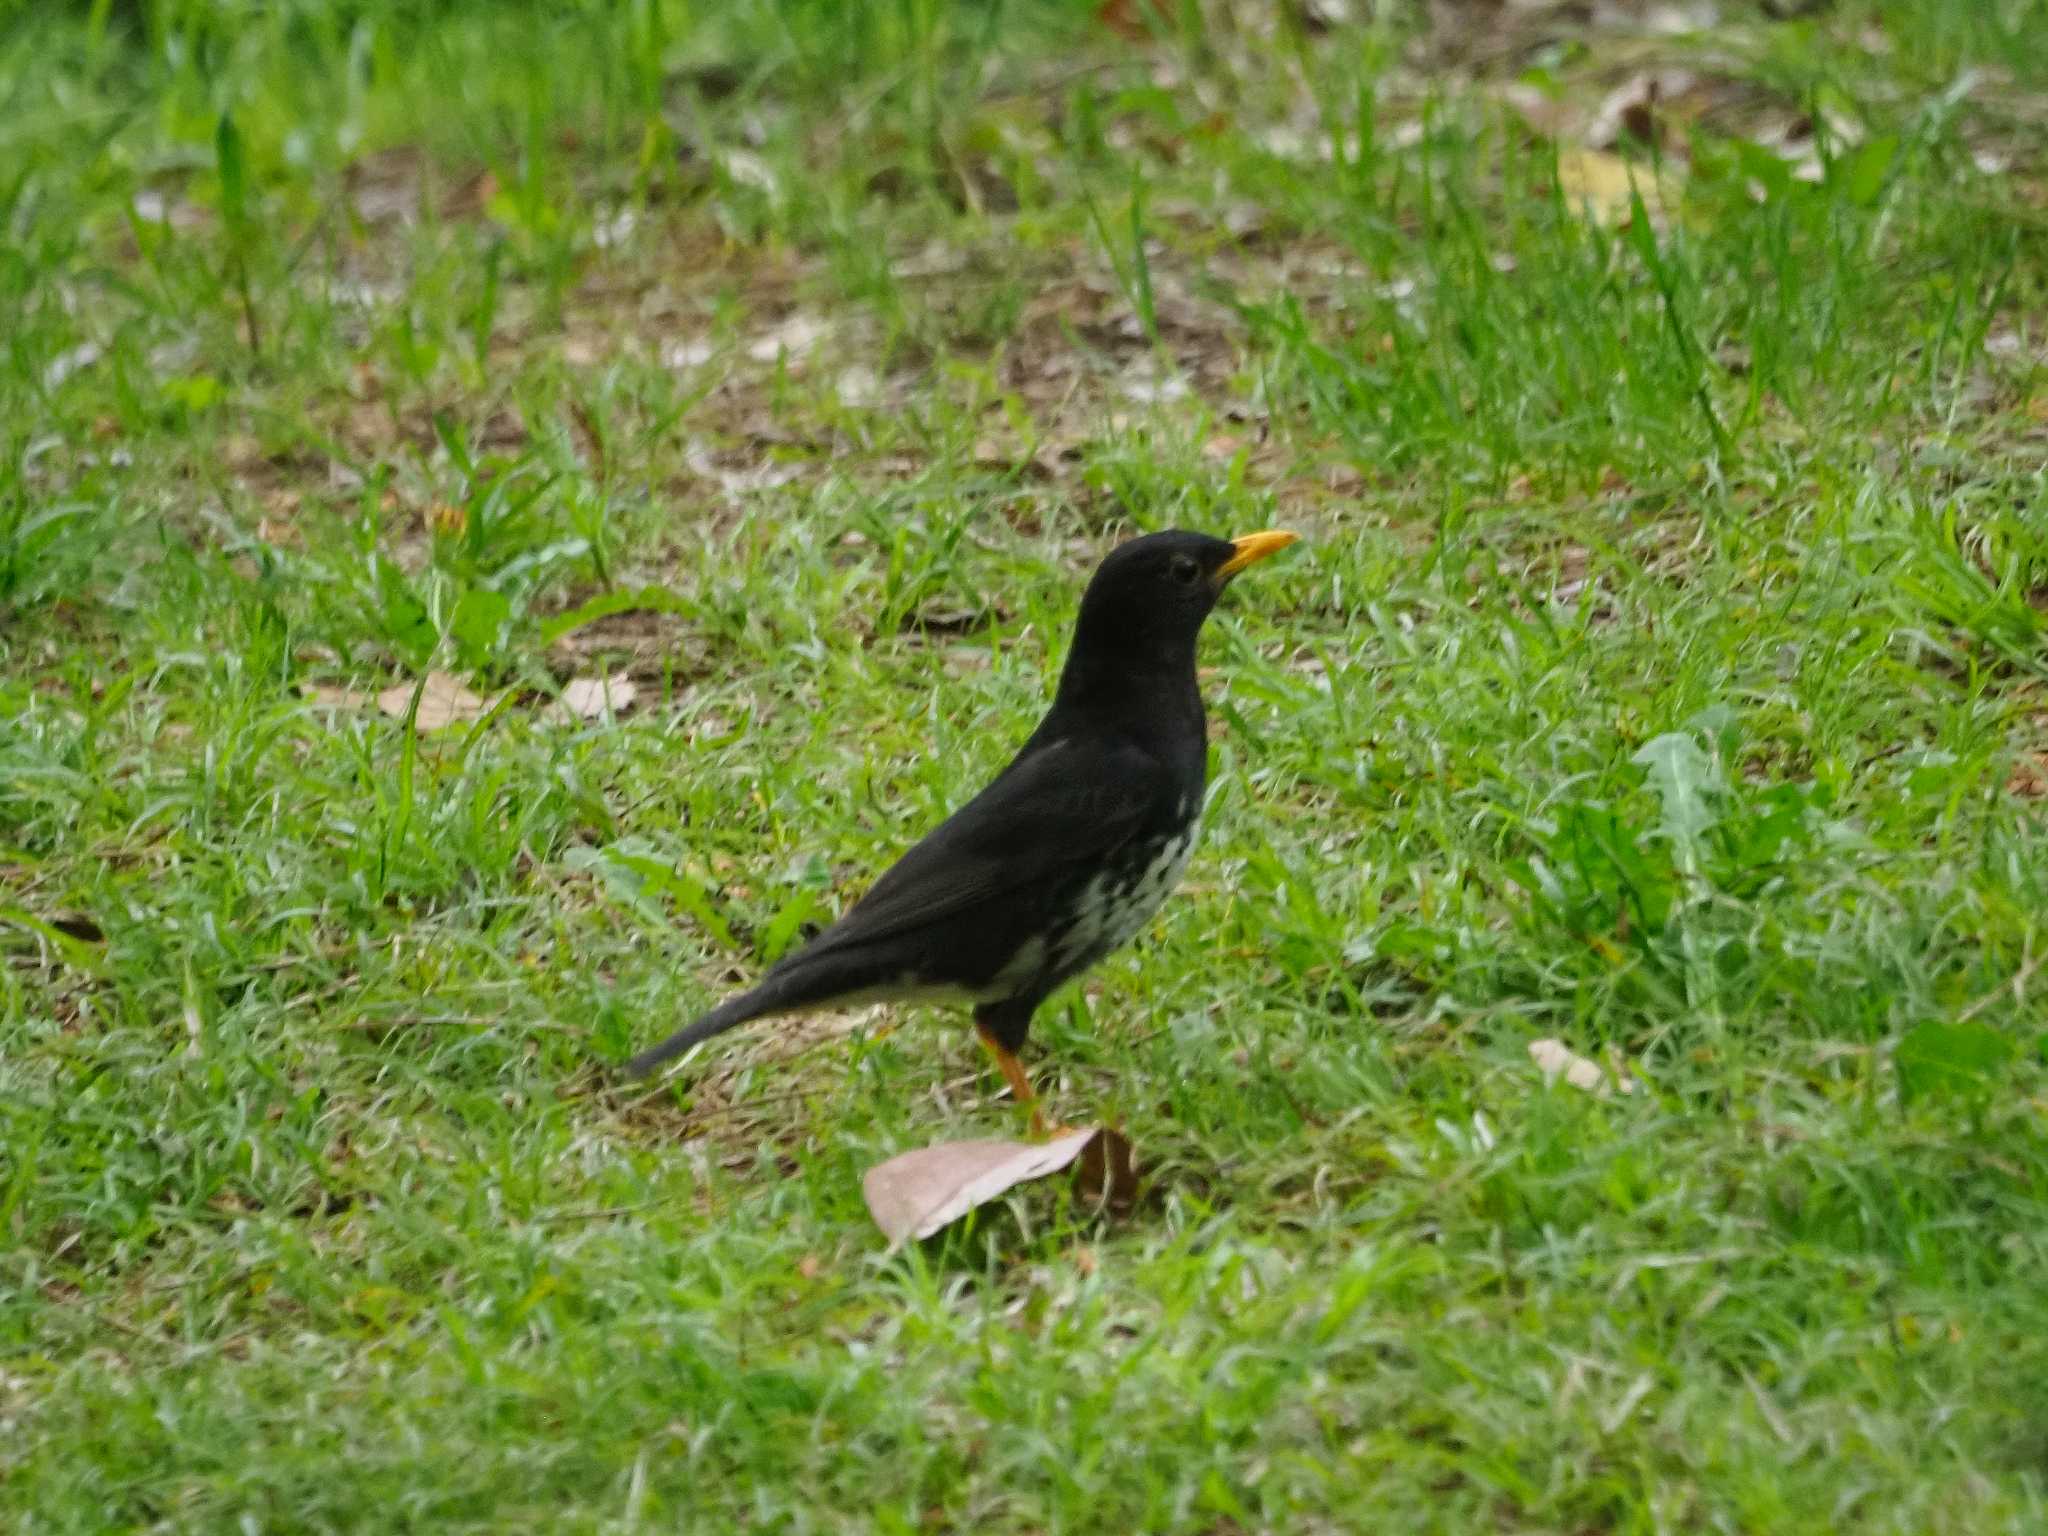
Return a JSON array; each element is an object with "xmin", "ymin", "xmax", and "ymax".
[
  {"xmin": 795, "ymin": 734, "xmax": 1168, "ymax": 960},
  {"xmin": 623, "ymin": 736, "xmax": 1169, "ymax": 1077}
]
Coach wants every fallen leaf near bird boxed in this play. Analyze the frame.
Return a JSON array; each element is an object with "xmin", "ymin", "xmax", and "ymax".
[
  {"xmin": 862, "ymin": 1126, "xmax": 1139, "ymax": 1246},
  {"xmin": 1529, "ymin": 1038, "xmax": 1637, "ymax": 1097}
]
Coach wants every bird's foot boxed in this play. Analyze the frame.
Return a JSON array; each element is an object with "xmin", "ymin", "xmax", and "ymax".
[{"xmin": 977, "ymin": 1023, "xmax": 1078, "ymax": 1140}]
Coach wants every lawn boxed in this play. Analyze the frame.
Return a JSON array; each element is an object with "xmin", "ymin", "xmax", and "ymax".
[{"xmin": 4, "ymin": 0, "xmax": 2048, "ymax": 1529}]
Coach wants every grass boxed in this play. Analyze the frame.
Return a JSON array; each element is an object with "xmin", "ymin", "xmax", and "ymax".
[{"xmin": 5, "ymin": 0, "xmax": 2048, "ymax": 1528}]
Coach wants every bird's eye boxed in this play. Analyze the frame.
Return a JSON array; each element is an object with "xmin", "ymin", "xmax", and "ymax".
[{"xmin": 1170, "ymin": 555, "xmax": 1202, "ymax": 586}]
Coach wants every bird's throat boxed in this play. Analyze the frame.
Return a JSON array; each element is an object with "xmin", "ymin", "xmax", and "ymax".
[{"xmin": 1051, "ymin": 636, "xmax": 1205, "ymax": 746}]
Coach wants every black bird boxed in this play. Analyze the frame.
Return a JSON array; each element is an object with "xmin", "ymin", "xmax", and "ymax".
[{"xmin": 624, "ymin": 528, "xmax": 1299, "ymax": 1132}]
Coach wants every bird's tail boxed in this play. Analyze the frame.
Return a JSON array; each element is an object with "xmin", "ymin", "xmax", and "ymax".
[
  {"xmin": 620, "ymin": 945, "xmax": 889, "ymax": 1080},
  {"xmin": 622, "ymin": 989, "xmax": 778, "ymax": 1079}
]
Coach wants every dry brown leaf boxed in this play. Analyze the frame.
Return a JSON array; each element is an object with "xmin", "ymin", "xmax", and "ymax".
[
  {"xmin": 2009, "ymin": 752, "xmax": 2048, "ymax": 799},
  {"xmin": 376, "ymin": 672, "xmax": 487, "ymax": 731},
  {"xmin": 441, "ymin": 169, "xmax": 497, "ymax": 221},
  {"xmin": 1095, "ymin": 0, "xmax": 1173, "ymax": 40},
  {"xmin": 553, "ymin": 673, "xmax": 639, "ymax": 722},
  {"xmin": 862, "ymin": 1127, "xmax": 1134, "ymax": 1247},
  {"xmin": 302, "ymin": 682, "xmax": 378, "ymax": 711},
  {"xmin": 1530, "ymin": 1038, "xmax": 1637, "ymax": 1098}
]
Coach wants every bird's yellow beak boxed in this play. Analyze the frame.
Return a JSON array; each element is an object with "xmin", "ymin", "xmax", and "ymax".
[{"xmin": 1215, "ymin": 529, "xmax": 1300, "ymax": 582}]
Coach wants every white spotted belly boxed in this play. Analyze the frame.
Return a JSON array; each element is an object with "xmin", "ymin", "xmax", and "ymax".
[{"xmin": 1051, "ymin": 821, "xmax": 1200, "ymax": 974}]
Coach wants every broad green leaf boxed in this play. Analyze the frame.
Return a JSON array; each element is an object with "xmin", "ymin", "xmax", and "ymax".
[
  {"xmin": 1728, "ymin": 136, "xmax": 1796, "ymax": 201},
  {"xmin": 215, "ymin": 110, "xmax": 247, "ymax": 230},
  {"xmin": 758, "ymin": 886, "xmax": 821, "ymax": 965},
  {"xmin": 448, "ymin": 587, "xmax": 511, "ymax": 667},
  {"xmin": 1632, "ymin": 732, "xmax": 1719, "ymax": 870},
  {"xmin": 162, "ymin": 373, "xmax": 224, "ymax": 412},
  {"xmin": 1836, "ymin": 134, "xmax": 1898, "ymax": 208},
  {"xmin": 1896, "ymin": 1020, "xmax": 2015, "ymax": 1102},
  {"xmin": 376, "ymin": 572, "xmax": 438, "ymax": 667}
]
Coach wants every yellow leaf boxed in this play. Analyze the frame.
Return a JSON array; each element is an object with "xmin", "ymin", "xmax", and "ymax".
[{"xmin": 1556, "ymin": 149, "xmax": 1677, "ymax": 226}]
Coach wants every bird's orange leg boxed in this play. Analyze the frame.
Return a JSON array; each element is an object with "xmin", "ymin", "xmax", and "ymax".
[{"xmin": 975, "ymin": 1023, "xmax": 1071, "ymax": 1140}]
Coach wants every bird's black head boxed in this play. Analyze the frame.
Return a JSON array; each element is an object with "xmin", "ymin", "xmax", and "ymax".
[{"xmin": 1058, "ymin": 528, "xmax": 1298, "ymax": 703}]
